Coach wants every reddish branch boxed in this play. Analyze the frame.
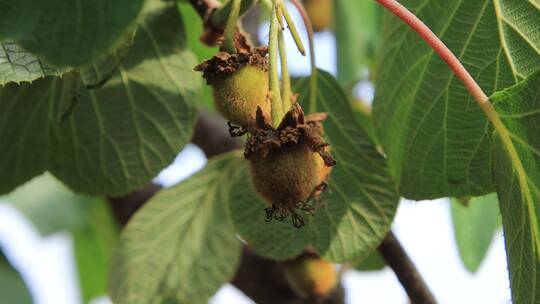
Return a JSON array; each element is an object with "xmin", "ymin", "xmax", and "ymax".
[
  {"xmin": 376, "ymin": 0, "xmax": 489, "ymax": 105},
  {"xmin": 378, "ymin": 231, "xmax": 437, "ymax": 304}
]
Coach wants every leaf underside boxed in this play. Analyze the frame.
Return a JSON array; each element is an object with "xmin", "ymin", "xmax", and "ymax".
[
  {"xmin": 108, "ymin": 152, "xmax": 243, "ymax": 304},
  {"xmin": 0, "ymin": 0, "xmax": 200, "ymax": 196},
  {"xmin": 0, "ymin": 41, "xmax": 69, "ymax": 85},
  {"xmin": 491, "ymin": 69, "xmax": 540, "ymax": 304},
  {"xmin": 374, "ymin": 0, "xmax": 540, "ymax": 199},
  {"xmin": 230, "ymin": 70, "xmax": 399, "ymax": 262}
]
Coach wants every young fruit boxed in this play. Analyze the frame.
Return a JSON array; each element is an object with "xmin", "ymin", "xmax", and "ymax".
[
  {"xmin": 195, "ymin": 47, "xmax": 271, "ymax": 133},
  {"xmin": 304, "ymin": 0, "xmax": 333, "ymax": 32},
  {"xmin": 282, "ymin": 252, "xmax": 338, "ymax": 299},
  {"xmin": 245, "ymin": 103, "xmax": 336, "ymax": 227}
]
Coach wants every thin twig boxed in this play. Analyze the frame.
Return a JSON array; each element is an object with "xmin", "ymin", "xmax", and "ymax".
[{"xmin": 378, "ymin": 231, "xmax": 437, "ymax": 304}]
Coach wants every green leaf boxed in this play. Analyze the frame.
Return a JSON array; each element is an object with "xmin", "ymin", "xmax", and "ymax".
[
  {"xmin": 0, "ymin": 0, "xmax": 200, "ymax": 196},
  {"xmin": 230, "ymin": 70, "xmax": 399, "ymax": 262},
  {"xmin": 0, "ymin": 250, "xmax": 32, "ymax": 304},
  {"xmin": 108, "ymin": 152, "xmax": 243, "ymax": 304},
  {"xmin": 0, "ymin": 41, "xmax": 69, "ymax": 85},
  {"xmin": 355, "ymin": 252, "xmax": 386, "ymax": 272},
  {"xmin": 0, "ymin": 0, "xmax": 145, "ymax": 67},
  {"xmin": 490, "ymin": 69, "xmax": 540, "ymax": 304},
  {"xmin": 74, "ymin": 200, "xmax": 118, "ymax": 303},
  {"xmin": 373, "ymin": 0, "xmax": 540, "ymax": 199},
  {"xmin": 334, "ymin": 0, "xmax": 379, "ymax": 89},
  {"xmin": 450, "ymin": 194, "xmax": 499, "ymax": 273},
  {"xmin": 79, "ymin": 28, "xmax": 137, "ymax": 89}
]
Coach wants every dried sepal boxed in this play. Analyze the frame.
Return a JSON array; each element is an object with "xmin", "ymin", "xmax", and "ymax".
[{"xmin": 246, "ymin": 103, "xmax": 336, "ymax": 228}]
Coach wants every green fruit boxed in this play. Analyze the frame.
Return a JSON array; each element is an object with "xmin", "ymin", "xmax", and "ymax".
[
  {"xmin": 195, "ymin": 48, "xmax": 270, "ymax": 131},
  {"xmin": 249, "ymin": 143, "xmax": 329, "ymax": 210},
  {"xmin": 304, "ymin": 0, "xmax": 333, "ymax": 32},
  {"xmin": 212, "ymin": 64, "xmax": 270, "ymax": 130},
  {"xmin": 283, "ymin": 253, "xmax": 338, "ymax": 298}
]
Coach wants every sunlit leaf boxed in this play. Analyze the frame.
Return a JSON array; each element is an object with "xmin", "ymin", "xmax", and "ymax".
[
  {"xmin": 0, "ymin": 41, "xmax": 69, "ymax": 85},
  {"xmin": 109, "ymin": 152, "xmax": 243, "ymax": 304}
]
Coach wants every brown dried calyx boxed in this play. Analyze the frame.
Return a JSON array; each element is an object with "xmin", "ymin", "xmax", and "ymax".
[
  {"xmin": 195, "ymin": 34, "xmax": 271, "ymax": 135},
  {"xmin": 246, "ymin": 103, "xmax": 336, "ymax": 228}
]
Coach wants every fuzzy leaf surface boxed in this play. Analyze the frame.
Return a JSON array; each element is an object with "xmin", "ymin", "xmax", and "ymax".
[
  {"xmin": 373, "ymin": 0, "xmax": 540, "ymax": 199},
  {"xmin": 108, "ymin": 152, "xmax": 243, "ymax": 304},
  {"xmin": 491, "ymin": 69, "xmax": 540, "ymax": 304},
  {"xmin": 0, "ymin": 0, "xmax": 144, "ymax": 66},
  {"xmin": 230, "ymin": 70, "xmax": 399, "ymax": 262}
]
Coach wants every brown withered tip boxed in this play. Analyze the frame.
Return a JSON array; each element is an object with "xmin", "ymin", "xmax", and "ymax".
[
  {"xmin": 246, "ymin": 103, "xmax": 336, "ymax": 228},
  {"xmin": 194, "ymin": 45, "xmax": 268, "ymax": 84},
  {"xmin": 245, "ymin": 103, "xmax": 335, "ymax": 168}
]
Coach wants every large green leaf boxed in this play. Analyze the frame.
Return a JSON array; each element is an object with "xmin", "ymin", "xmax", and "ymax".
[
  {"xmin": 334, "ymin": 0, "xmax": 379, "ymax": 89},
  {"xmin": 490, "ymin": 69, "xmax": 540, "ymax": 304},
  {"xmin": 450, "ymin": 194, "xmax": 499, "ymax": 273},
  {"xmin": 230, "ymin": 70, "xmax": 399, "ymax": 262},
  {"xmin": 79, "ymin": 28, "xmax": 137, "ymax": 89},
  {"xmin": 108, "ymin": 152, "xmax": 243, "ymax": 304},
  {"xmin": 0, "ymin": 0, "xmax": 144, "ymax": 67},
  {"xmin": 0, "ymin": 41, "xmax": 68, "ymax": 85},
  {"xmin": 373, "ymin": 0, "xmax": 540, "ymax": 199},
  {"xmin": 0, "ymin": 250, "xmax": 32, "ymax": 304},
  {"xmin": 0, "ymin": 0, "xmax": 200, "ymax": 195}
]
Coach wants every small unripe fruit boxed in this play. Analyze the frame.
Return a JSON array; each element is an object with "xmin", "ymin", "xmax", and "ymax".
[
  {"xmin": 250, "ymin": 143, "xmax": 328, "ymax": 210},
  {"xmin": 245, "ymin": 104, "xmax": 336, "ymax": 227},
  {"xmin": 195, "ymin": 47, "xmax": 271, "ymax": 131},
  {"xmin": 283, "ymin": 252, "xmax": 338, "ymax": 299},
  {"xmin": 304, "ymin": 0, "xmax": 333, "ymax": 32},
  {"xmin": 212, "ymin": 64, "xmax": 270, "ymax": 130}
]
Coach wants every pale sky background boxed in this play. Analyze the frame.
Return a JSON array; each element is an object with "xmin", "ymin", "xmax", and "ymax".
[{"xmin": 0, "ymin": 4, "xmax": 511, "ymax": 304}]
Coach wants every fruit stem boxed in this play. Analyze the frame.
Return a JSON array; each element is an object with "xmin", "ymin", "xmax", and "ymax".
[
  {"xmin": 289, "ymin": 0, "xmax": 317, "ymax": 113},
  {"xmin": 279, "ymin": 25, "xmax": 293, "ymax": 111},
  {"xmin": 269, "ymin": 0, "xmax": 284, "ymax": 127},
  {"xmin": 280, "ymin": 0, "xmax": 306, "ymax": 56},
  {"xmin": 223, "ymin": 0, "xmax": 242, "ymax": 53}
]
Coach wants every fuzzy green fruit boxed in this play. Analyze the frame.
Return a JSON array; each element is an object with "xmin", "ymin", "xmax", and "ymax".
[
  {"xmin": 195, "ymin": 47, "xmax": 270, "ymax": 131},
  {"xmin": 212, "ymin": 64, "xmax": 270, "ymax": 130},
  {"xmin": 249, "ymin": 143, "xmax": 328, "ymax": 210}
]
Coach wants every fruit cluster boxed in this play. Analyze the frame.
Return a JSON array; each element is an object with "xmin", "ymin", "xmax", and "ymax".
[{"xmin": 196, "ymin": 31, "xmax": 335, "ymax": 228}]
